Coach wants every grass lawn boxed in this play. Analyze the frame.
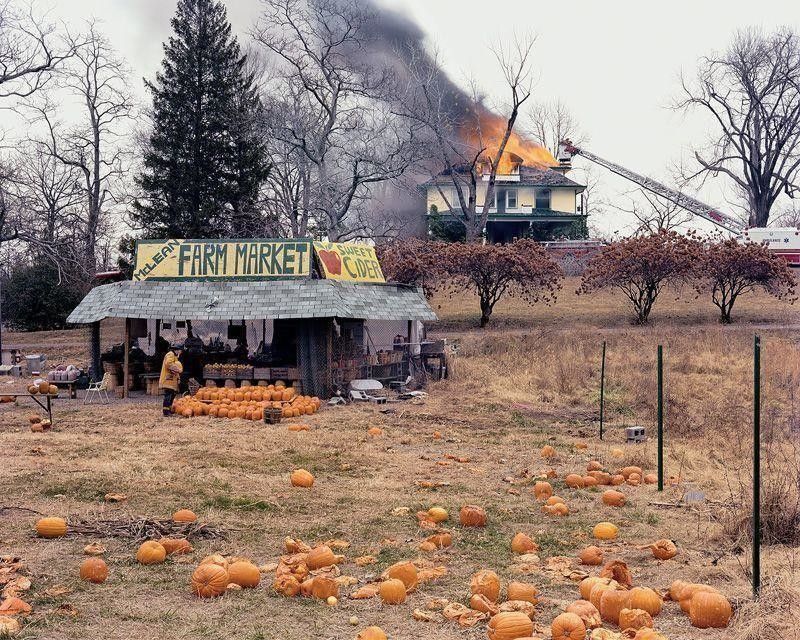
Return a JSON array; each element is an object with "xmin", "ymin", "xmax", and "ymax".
[{"xmin": 1, "ymin": 279, "xmax": 797, "ymax": 639}]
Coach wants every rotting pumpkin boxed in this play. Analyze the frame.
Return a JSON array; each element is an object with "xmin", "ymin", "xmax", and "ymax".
[{"xmin": 550, "ymin": 612, "xmax": 586, "ymax": 640}]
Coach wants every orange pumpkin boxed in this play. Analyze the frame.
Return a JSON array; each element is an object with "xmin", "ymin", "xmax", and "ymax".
[
  {"xmin": 580, "ymin": 576, "xmax": 618, "ymax": 601},
  {"xmin": 619, "ymin": 608, "xmax": 654, "ymax": 631},
  {"xmin": 290, "ymin": 468, "xmax": 315, "ymax": 488},
  {"xmin": 425, "ymin": 531, "xmax": 452, "ymax": 548},
  {"xmin": 227, "ymin": 561, "xmax": 260, "ymax": 588},
  {"xmin": 306, "ymin": 545, "xmax": 336, "ymax": 569},
  {"xmin": 136, "ymin": 541, "xmax": 166, "ymax": 565},
  {"xmin": 357, "ymin": 627, "xmax": 387, "ymax": 640},
  {"xmin": 540, "ymin": 445, "xmax": 556, "ymax": 458},
  {"xmin": 191, "ymin": 563, "xmax": 229, "ymax": 598},
  {"xmin": 310, "ymin": 575, "xmax": 339, "ymax": 599},
  {"xmin": 602, "ymin": 490, "xmax": 626, "ymax": 507},
  {"xmin": 173, "ymin": 509, "xmax": 197, "ymax": 523},
  {"xmin": 427, "ymin": 506, "xmax": 448, "ymax": 523},
  {"xmin": 511, "ymin": 532, "xmax": 537, "ymax": 554},
  {"xmin": 158, "ymin": 538, "xmax": 194, "ymax": 555},
  {"xmin": 385, "ymin": 561, "xmax": 417, "ymax": 591},
  {"xmin": 459, "ymin": 504, "xmax": 486, "ymax": 527},
  {"xmin": 565, "ymin": 474, "xmax": 585, "ymax": 488},
  {"xmin": 599, "ymin": 588, "xmax": 631, "ymax": 624},
  {"xmin": 533, "ymin": 481, "xmax": 553, "ymax": 500},
  {"xmin": 633, "ymin": 631, "xmax": 669, "ymax": 640},
  {"xmin": 587, "ymin": 460, "xmax": 603, "ymax": 471},
  {"xmin": 470, "ymin": 569, "xmax": 500, "ymax": 602},
  {"xmin": 200, "ymin": 553, "xmax": 229, "ymax": 570},
  {"xmin": 79, "ymin": 557, "xmax": 108, "ymax": 584},
  {"xmin": 0, "ymin": 597, "xmax": 32, "ymax": 615},
  {"xmin": 593, "ymin": 521, "xmax": 619, "ymax": 540},
  {"xmin": 688, "ymin": 591, "xmax": 732, "ymax": 628},
  {"xmin": 36, "ymin": 516, "xmax": 67, "ymax": 538},
  {"xmin": 550, "ymin": 612, "xmax": 586, "ymax": 640},
  {"xmin": 470, "ymin": 593, "xmax": 499, "ymax": 615},
  {"xmin": 628, "ymin": 587, "xmax": 662, "ymax": 617},
  {"xmin": 578, "ymin": 545, "xmax": 603, "ymax": 566},
  {"xmin": 679, "ymin": 584, "xmax": 719, "ymax": 613},
  {"xmin": 273, "ymin": 574, "xmax": 301, "ymax": 597},
  {"xmin": 647, "ymin": 538, "xmax": 677, "ymax": 560},
  {"xmin": 379, "ymin": 578, "xmax": 406, "ymax": 604},
  {"xmin": 566, "ymin": 600, "xmax": 602, "ymax": 629},
  {"xmin": 506, "ymin": 581, "xmax": 538, "ymax": 604},
  {"xmin": 488, "ymin": 611, "xmax": 533, "ymax": 640}
]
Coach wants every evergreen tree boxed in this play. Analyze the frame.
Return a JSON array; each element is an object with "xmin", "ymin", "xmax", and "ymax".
[{"xmin": 132, "ymin": 0, "xmax": 269, "ymax": 238}]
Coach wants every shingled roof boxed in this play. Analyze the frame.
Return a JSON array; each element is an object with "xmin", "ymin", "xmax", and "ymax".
[
  {"xmin": 421, "ymin": 165, "xmax": 585, "ymax": 190},
  {"xmin": 66, "ymin": 279, "xmax": 437, "ymax": 324}
]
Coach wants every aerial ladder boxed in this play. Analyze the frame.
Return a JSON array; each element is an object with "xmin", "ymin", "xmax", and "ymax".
[{"xmin": 557, "ymin": 140, "xmax": 800, "ymax": 267}]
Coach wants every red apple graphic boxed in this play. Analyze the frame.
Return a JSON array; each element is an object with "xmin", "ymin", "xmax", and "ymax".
[{"xmin": 318, "ymin": 249, "xmax": 342, "ymax": 275}]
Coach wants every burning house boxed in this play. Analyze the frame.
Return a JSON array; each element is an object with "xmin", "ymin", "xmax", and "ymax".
[{"xmin": 422, "ymin": 131, "xmax": 587, "ymax": 244}]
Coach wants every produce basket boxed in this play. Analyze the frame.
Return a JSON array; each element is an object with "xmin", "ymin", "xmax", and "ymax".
[{"xmin": 263, "ymin": 406, "xmax": 283, "ymax": 425}]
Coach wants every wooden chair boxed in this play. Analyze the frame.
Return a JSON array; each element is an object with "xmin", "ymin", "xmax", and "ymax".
[{"xmin": 84, "ymin": 373, "xmax": 111, "ymax": 404}]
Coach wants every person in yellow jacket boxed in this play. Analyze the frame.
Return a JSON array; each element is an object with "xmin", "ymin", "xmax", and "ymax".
[{"xmin": 159, "ymin": 342, "xmax": 184, "ymax": 416}]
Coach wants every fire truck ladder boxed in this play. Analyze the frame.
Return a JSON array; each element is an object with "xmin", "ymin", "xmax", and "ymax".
[{"xmin": 559, "ymin": 140, "xmax": 745, "ymax": 234}]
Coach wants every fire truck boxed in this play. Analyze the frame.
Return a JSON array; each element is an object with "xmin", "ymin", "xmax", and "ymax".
[{"xmin": 557, "ymin": 141, "xmax": 800, "ymax": 267}]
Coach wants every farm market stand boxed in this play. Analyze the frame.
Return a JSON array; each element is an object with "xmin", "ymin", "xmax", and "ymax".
[{"xmin": 67, "ymin": 239, "xmax": 436, "ymax": 400}]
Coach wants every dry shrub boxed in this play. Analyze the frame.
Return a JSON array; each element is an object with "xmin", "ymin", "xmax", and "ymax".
[
  {"xmin": 731, "ymin": 574, "xmax": 800, "ymax": 640},
  {"xmin": 718, "ymin": 439, "xmax": 800, "ymax": 547}
]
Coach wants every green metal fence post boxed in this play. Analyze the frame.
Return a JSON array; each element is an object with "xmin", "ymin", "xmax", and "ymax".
[
  {"xmin": 599, "ymin": 341, "xmax": 606, "ymax": 440},
  {"xmin": 753, "ymin": 335, "xmax": 761, "ymax": 598},
  {"xmin": 657, "ymin": 344, "xmax": 664, "ymax": 492}
]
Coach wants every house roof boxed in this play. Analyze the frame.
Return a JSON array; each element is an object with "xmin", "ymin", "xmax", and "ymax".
[
  {"xmin": 66, "ymin": 279, "xmax": 437, "ymax": 324},
  {"xmin": 422, "ymin": 165, "xmax": 585, "ymax": 191}
]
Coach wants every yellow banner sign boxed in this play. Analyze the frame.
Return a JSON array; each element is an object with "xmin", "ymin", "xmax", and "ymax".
[
  {"xmin": 133, "ymin": 239, "xmax": 313, "ymax": 281},
  {"xmin": 313, "ymin": 242, "xmax": 385, "ymax": 283}
]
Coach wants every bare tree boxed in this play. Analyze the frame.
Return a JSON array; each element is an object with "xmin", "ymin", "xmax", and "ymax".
[
  {"xmin": 253, "ymin": 0, "xmax": 422, "ymax": 240},
  {"xmin": 0, "ymin": 0, "xmax": 75, "ymax": 100},
  {"xmin": 403, "ymin": 35, "xmax": 536, "ymax": 242},
  {"xmin": 28, "ymin": 24, "xmax": 134, "ymax": 275},
  {"xmin": 773, "ymin": 203, "xmax": 800, "ymax": 227},
  {"xmin": 678, "ymin": 27, "xmax": 800, "ymax": 227},
  {"xmin": 0, "ymin": 158, "xmax": 18, "ymax": 242},
  {"xmin": 616, "ymin": 188, "xmax": 694, "ymax": 235},
  {"xmin": 16, "ymin": 141, "xmax": 82, "ymax": 244},
  {"xmin": 528, "ymin": 99, "xmax": 582, "ymax": 158}
]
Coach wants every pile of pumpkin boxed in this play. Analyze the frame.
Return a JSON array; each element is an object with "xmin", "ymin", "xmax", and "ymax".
[
  {"xmin": 568, "ymin": 564, "xmax": 733, "ymax": 638},
  {"xmin": 0, "ymin": 555, "xmax": 34, "ymax": 637},
  {"xmin": 26, "ymin": 380, "xmax": 60, "ymax": 396},
  {"xmin": 172, "ymin": 382, "xmax": 321, "ymax": 420},
  {"xmin": 27, "ymin": 414, "xmax": 52, "ymax": 433}
]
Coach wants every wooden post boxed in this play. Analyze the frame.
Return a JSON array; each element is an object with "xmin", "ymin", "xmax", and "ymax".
[
  {"xmin": 89, "ymin": 321, "xmax": 102, "ymax": 381},
  {"xmin": 123, "ymin": 318, "xmax": 130, "ymax": 399}
]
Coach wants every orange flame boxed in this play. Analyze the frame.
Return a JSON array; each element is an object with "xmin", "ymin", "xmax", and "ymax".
[{"xmin": 460, "ymin": 110, "xmax": 557, "ymax": 174}]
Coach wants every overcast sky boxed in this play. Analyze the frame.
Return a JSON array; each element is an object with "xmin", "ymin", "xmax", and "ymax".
[{"xmin": 7, "ymin": 0, "xmax": 800, "ymax": 235}]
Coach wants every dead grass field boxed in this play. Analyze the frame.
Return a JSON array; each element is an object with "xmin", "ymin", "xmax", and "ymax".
[{"xmin": 1, "ymin": 279, "xmax": 798, "ymax": 640}]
